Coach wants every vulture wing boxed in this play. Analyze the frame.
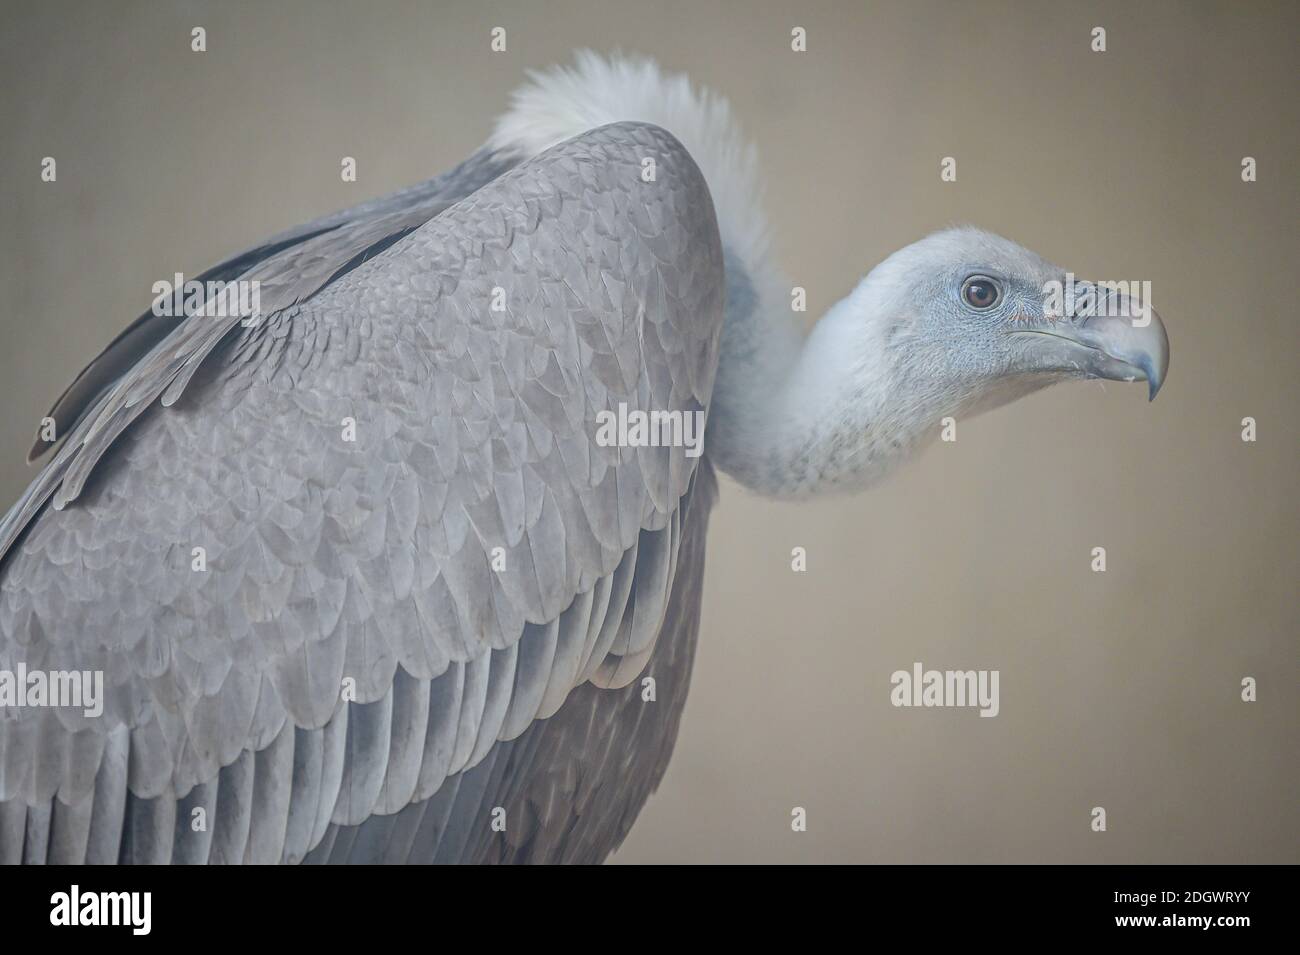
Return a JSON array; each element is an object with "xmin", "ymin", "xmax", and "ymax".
[
  {"xmin": 0, "ymin": 121, "xmax": 725, "ymax": 863},
  {"xmin": 24, "ymin": 147, "xmax": 516, "ymax": 465}
]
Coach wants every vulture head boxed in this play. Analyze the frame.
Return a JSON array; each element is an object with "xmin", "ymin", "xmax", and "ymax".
[{"xmin": 847, "ymin": 226, "xmax": 1168, "ymax": 413}]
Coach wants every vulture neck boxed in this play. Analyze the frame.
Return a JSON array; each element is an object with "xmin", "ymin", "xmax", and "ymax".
[{"xmin": 709, "ymin": 269, "xmax": 941, "ymax": 500}]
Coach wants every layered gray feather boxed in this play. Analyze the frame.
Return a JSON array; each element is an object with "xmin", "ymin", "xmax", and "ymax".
[{"xmin": 0, "ymin": 121, "xmax": 725, "ymax": 863}]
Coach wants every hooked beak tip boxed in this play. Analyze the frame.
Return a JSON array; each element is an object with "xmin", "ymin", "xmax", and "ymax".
[{"xmin": 1016, "ymin": 292, "xmax": 1169, "ymax": 401}]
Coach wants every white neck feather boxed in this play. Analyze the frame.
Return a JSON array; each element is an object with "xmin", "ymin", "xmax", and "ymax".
[
  {"xmin": 707, "ymin": 278, "xmax": 950, "ymax": 498},
  {"xmin": 492, "ymin": 52, "xmax": 941, "ymax": 499}
]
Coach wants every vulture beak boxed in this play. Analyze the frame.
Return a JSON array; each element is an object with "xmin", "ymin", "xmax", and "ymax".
[{"xmin": 1013, "ymin": 293, "xmax": 1169, "ymax": 400}]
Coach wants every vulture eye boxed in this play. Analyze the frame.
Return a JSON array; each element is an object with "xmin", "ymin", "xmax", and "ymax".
[{"xmin": 962, "ymin": 276, "xmax": 1000, "ymax": 310}]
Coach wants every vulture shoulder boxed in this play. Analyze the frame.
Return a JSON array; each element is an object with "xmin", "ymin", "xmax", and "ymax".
[{"xmin": 0, "ymin": 121, "xmax": 725, "ymax": 863}]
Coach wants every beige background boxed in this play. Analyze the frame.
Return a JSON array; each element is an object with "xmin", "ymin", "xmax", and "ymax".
[{"xmin": 1, "ymin": 1, "xmax": 1295, "ymax": 863}]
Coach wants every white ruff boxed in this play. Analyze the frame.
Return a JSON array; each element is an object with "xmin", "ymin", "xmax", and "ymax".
[{"xmin": 489, "ymin": 50, "xmax": 772, "ymax": 287}]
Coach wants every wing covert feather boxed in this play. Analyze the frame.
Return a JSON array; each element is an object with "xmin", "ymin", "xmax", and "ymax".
[{"xmin": 0, "ymin": 122, "xmax": 725, "ymax": 864}]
